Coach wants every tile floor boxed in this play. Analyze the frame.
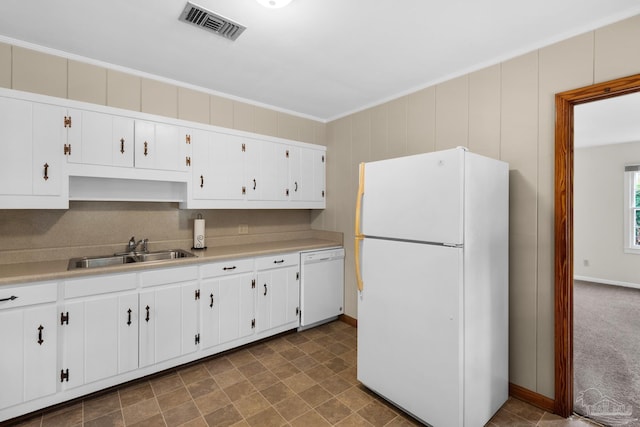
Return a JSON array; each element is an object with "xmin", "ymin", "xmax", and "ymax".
[{"xmin": 7, "ymin": 321, "xmax": 599, "ymax": 427}]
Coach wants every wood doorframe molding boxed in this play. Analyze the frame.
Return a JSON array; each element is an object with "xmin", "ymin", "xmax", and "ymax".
[{"xmin": 554, "ymin": 73, "xmax": 640, "ymax": 417}]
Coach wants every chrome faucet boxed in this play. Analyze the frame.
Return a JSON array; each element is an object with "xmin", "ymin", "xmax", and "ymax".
[{"xmin": 127, "ymin": 237, "xmax": 149, "ymax": 253}]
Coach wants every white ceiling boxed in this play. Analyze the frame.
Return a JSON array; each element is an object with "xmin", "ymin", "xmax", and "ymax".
[{"xmin": 0, "ymin": 0, "xmax": 639, "ymax": 121}]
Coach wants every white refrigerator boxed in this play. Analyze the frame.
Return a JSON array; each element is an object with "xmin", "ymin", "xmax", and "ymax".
[{"xmin": 354, "ymin": 147, "xmax": 509, "ymax": 427}]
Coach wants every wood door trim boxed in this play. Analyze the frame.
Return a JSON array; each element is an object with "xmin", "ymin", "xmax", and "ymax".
[{"xmin": 554, "ymin": 73, "xmax": 640, "ymax": 417}]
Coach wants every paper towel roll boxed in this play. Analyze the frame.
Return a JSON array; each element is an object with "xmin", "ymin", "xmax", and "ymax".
[{"xmin": 193, "ymin": 218, "xmax": 205, "ymax": 249}]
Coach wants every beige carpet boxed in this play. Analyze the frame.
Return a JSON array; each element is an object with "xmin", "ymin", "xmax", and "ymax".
[{"xmin": 574, "ymin": 280, "xmax": 640, "ymax": 426}]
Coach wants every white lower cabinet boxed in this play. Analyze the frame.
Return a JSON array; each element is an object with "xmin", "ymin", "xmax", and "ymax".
[
  {"xmin": 61, "ymin": 273, "xmax": 139, "ymax": 389},
  {"xmin": 139, "ymin": 266, "xmax": 199, "ymax": 367},
  {"xmin": 255, "ymin": 253, "xmax": 300, "ymax": 333},
  {"xmin": 200, "ymin": 258, "xmax": 255, "ymax": 349},
  {"xmin": 1, "ymin": 247, "xmax": 327, "ymax": 423},
  {"xmin": 0, "ymin": 282, "xmax": 58, "ymax": 409}
]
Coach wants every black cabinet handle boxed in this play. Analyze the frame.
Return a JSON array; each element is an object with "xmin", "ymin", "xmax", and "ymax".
[
  {"xmin": 120, "ymin": 138, "xmax": 125, "ymax": 154},
  {"xmin": 127, "ymin": 308, "xmax": 132, "ymax": 326},
  {"xmin": 294, "ymin": 181, "xmax": 298, "ymax": 192},
  {"xmin": 145, "ymin": 305, "xmax": 150, "ymax": 322},
  {"xmin": 273, "ymin": 259, "xmax": 284, "ymax": 264},
  {"xmin": 253, "ymin": 179, "xmax": 257, "ymax": 190},
  {"xmin": 0, "ymin": 295, "xmax": 18, "ymax": 302},
  {"xmin": 200, "ymin": 175, "xmax": 204, "ymax": 188},
  {"xmin": 223, "ymin": 266, "xmax": 236, "ymax": 271},
  {"xmin": 264, "ymin": 284, "xmax": 268, "ymax": 296},
  {"xmin": 37, "ymin": 325, "xmax": 44, "ymax": 345},
  {"xmin": 210, "ymin": 293, "xmax": 214, "ymax": 308}
]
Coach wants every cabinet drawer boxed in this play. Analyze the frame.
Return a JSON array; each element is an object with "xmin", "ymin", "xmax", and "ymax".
[
  {"xmin": 0, "ymin": 281, "xmax": 57, "ymax": 309},
  {"xmin": 141, "ymin": 265, "xmax": 198, "ymax": 287},
  {"xmin": 64, "ymin": 272, "xmax": 137, "ymax": 299},
  {"xmin": 201, "ymin": 258, "xmax": 254, "ymax": 278},
  {"xmin": 255, "ymin": 253, "xmax": 299, "ymax": 270}
]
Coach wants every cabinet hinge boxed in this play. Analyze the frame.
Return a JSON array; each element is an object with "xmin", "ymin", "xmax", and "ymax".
[
  {"xmin": 296, "ymin": 272, "xmax": 299, "ymax": 280},
  {"xmin": 195, "ymin": 289, "xmax": 200, "ymax": 300},
  {"xmin": 60, "ymin": 312, "xmax": 69, "ymax": 325},
  {"xmin": 285, "ymin": 150, "xmax": 289, "ymax": 158},
  {"xmin": 296, "ymin": 307, "xmax": 300, "ymax": 316},
  {"xmin": 60, "ymin": 369, "xmax": 69, "ymax": 382},
  {"xmin": 185, "ymin": 134, "xmax": 191, "ymax": 144},
  {"xmin": 321, "ymin": 155, "xmax": 325, "ymax": 163},
  {"xmin": 195, "ymin": 333, "xmax": 200, "ymax": 345},
  {"xmin": 251, "ymin": 279, "xmax": 256, "ymax": 289},
  {"xmin": 63, "ymin": 144, "xmax": 72, "ymax": 156},
  {"xmin": 251, "ymin": 319, "xmax": 255, "ymax": 329},
  {"xmin": 285, "ymin": 188, "xmax": 289, "ymax": 197},
  {"xmin": 322, "ymin": 190, "xmax": 325, "ymax": 198},
  {"xmin": 242, "ymin": 186, "xmax": 246, "ymax": 195},
  {"xmin": 186, "ymin": 156, "xmax": 191, "ymax": 167},
  {"xmin": 242, "ymin": 143, "xmax": 246, "ymax": 152},
  {"xmin": 64, "ymin": 116, "xmax": 72, "ymax": 128}
]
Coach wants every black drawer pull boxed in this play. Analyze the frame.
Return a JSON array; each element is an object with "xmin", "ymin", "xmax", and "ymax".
[
  {"xmin": 273, "ymin": 259, "xmax": 284, "ymax": 264},
  {"xmin": 145, "ymin": 305, "xmax": 150, "ymax": 322},
  {"xmin": 127, "ymin": 308, "xmax": 132, "ymax": 326},
  {"xmin": 37, "ymin": 325, "xmax": 44, "ymax": 345},
  {"xmin": 210, "ymin": 293, "xmax": 214, "ymax": 308},
  {"xmin": 223, "ymin": 266, "xmax": 236, "ymax": 271},
  {"xmin": 264, "ymin": 284, "xmax": 268, "ymax": 296},
  {"xmin": 0, "ymin": 295, "xmax": 18, "ymax": 302}
]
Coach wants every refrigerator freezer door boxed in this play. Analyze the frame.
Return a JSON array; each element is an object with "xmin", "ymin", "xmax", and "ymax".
[
  {"xmin": 357, "ymin": 237, "xmax": 463, "ymax": 427},
  {"xmin": 361, "ymin": 148, "xmax": 464, "ymax": 245}
]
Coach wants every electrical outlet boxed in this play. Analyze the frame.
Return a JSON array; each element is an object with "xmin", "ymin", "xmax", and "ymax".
[{"xmin": 238, "ymin": 224, "xmax": 249, "ymax": 234}]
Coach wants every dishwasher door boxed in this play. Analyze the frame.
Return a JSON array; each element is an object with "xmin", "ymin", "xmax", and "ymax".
[{"xmin": 299, "ymin": 248, "xmax": 345, "ymax": 329}]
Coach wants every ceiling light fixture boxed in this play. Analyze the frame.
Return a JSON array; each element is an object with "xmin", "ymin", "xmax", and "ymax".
[{"xmin": 255, "ymin": 0, "xmax": 293, "ymax": 8}]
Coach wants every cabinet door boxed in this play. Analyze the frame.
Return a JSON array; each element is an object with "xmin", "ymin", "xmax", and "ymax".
[
  {"xmin": 245, "ymin": 139, "xmax": 288, "ymax": 201},
  {"xmin": 207, "ymin": 133, "xmax": 246, "ymax": 200},
  {"xmin": 256, "ymin": 266, "xmax": 299, "ymax": 333},
  {"xmin": 0, "ymin": 96, "xmax": 32, "ymax": 196},
  {"xmin": 0, "ymin": 304, "xmax": 57, "ymax": 407},
  {"xmin": 135, "ymin": 121, "xmax": 184, "ymax": 172},
  {"xmin": 200, "ymin": 279, "xmax": 220, "ymax": 349},
  {"xmin": 289, "ymin": 147, "xmax": 317, "ymax": 202},
  {"xmin": 32, "ymin": 103, "xmax": 65, "ymax": 196},
  {"xmin": 218, "ymin": 273, "xmax": 255, "ymax": 344},
  {"xmin": 139, "ymin": 282, "xmax": 198, "ymax": 367},
  {"xmin": 111, "ymin": 116, "xmax": 135, "ymax": 168},
  {"xmin": 62, "ymin": 292, "xmax": 138, "ymax": 388},
  {"xmin": 312, "ymin": 150, "xmax": 326, "ymax": 203},
  {"xmin": 0, "ymin": 309, "xmax": 24, "ymax": 407}
]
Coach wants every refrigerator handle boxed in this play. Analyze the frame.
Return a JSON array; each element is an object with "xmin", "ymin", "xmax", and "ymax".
[{"xmin": 354, "ymin": 162, "xmax": 365, "ymax": 292}]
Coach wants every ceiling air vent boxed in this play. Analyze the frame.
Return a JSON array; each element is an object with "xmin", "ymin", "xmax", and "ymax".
[{"xmin": 179, "ymin": 2, "xmax": 246, "ymax": 41}]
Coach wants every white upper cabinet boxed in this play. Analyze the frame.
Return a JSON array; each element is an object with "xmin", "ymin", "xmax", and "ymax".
[
  {"xmin": 0, "ymin": 96, "xmax": 67, "ymax": 208},
  {"xmin": 192, "ymin": 131, "xmax": 245, "ymax": 201},
  {"xmin": 66, "ymin": 110, "xmax": 134, "ymax": 168},
  {"xmin": 135, "ymin": 120, "xmax": 189, "ymax": 172},
  {"xmin": 288, "ymin": 146, "xmax": 326, "ymax": 204}
]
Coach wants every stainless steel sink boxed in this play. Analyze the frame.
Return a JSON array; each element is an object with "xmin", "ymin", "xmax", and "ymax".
[{"xmin": 67, "ymin": 249, "xmax": 195, "ymax": 270}]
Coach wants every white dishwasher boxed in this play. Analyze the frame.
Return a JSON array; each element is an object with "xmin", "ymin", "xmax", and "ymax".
[{"xmin": 299, "ymin": 247, "xmax": 345, "ymax": 330}]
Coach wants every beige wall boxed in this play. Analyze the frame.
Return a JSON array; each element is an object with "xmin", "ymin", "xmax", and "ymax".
[
  {"xmin": 312, "ymin": 15, "xmax": 640, "ymax": 399},
  {"xmin": 574, "ymin": 142, "xmax": 640, "ymax": 286}
]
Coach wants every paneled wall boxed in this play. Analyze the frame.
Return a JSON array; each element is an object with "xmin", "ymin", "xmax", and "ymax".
[{"xmin": 312, "ymin": 15, "xmax": 640, "ymax": 399}]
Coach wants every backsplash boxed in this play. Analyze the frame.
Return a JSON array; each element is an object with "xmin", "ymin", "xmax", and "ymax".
[{"xmin": 0, "ymin": 202, "xmax": 314, "ymax": 264}]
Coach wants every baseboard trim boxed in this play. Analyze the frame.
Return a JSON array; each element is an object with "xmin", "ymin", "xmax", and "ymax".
[
  {"xmin": 574, "ymin": 275, "xmax": 640, "ymax": 290},
  {"xmin": 339, "ymin": 314, "xmax": 357, "ymax": 328},
  {"xmin": 509, "ymin": 383, "xmax": 555, "ymax": 413}
]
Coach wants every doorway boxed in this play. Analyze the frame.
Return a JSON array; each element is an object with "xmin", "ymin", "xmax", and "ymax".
[{"xmin": 554, "ymin": 73, "xmax": 640, "ymax": 418}]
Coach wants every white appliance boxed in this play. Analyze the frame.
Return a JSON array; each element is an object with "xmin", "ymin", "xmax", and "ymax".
[
  {"xmin": 299, "ymin": 247, "xmax": 345, "ymax": 329},
  {"xmin": 354, "ymin": 147, "xmax": 509, "ymax": 427}
]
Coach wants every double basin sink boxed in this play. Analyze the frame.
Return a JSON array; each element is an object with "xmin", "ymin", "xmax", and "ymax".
[{"xmin": 68, "ymin": 249, "xmax": 196, "ymax": 270}]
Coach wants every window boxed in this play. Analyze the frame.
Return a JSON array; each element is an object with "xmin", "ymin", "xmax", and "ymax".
[{"xmin": 624, "ymin": 166, "xmax": 640, "ymax": 253}]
